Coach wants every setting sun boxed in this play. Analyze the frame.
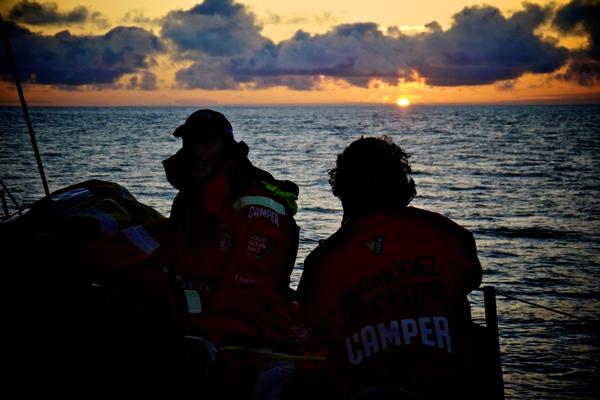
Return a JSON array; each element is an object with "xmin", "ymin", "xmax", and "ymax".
[{"xmin": 397, "ymin": 98, "xmax": 411, "ymax": 107}]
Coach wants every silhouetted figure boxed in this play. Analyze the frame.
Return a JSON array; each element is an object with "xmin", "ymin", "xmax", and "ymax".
[
  {"xmin": 83, "ymin": 109, "xmax": 301, "ymax": 394},
  {"xmin": 297, "ymin": 136, "xmax": 484, "ymax": 399},
  {"xmin": 159, "ymin": 109, "xmax": 301, "ymax": 347}
]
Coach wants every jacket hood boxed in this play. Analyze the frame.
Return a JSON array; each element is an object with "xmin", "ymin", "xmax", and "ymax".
[
  {"xmin": 162, "ymin": 141, "xmax": 251, "ymax": 191},
  {"xmin": 162, "ymin": 148, "xmax": 185, "ymax": 191},
  {"xmin": 163, "ymin": 141, "xmax": 299, "ymax": 216}
]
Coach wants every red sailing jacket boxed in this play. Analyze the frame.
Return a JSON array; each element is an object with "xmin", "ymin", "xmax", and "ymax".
[
  {"xmin": 160, "ymin": 161, "xmax": 300, "ymax": 346},
  {"xmin": 85, "ymin": 153, "xmax": 300, "ymax": 348},
  {"xmin": 297, "ymin": 207, "xmax": 482, "ymax": 398}
]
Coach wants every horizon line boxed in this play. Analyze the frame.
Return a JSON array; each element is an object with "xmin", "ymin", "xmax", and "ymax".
[{"xmin": 1, "ymin": 100, "xmax": 599, "ymax": 107}]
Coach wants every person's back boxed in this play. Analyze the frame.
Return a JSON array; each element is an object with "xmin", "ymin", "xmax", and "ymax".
[{"xmin": 297, "ymin": 136, "xmax": 483, "ymax": 399}]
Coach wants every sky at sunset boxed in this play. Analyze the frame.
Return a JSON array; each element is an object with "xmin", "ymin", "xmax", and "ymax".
[{"xmin": 0, "ymin": 0, "xmax": 598, "ymax": 105}]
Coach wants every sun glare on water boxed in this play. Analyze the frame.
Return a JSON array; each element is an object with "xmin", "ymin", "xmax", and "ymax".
[{"xmin": 397, "ymin": 98, "xmax": 411, "ymax": 107}]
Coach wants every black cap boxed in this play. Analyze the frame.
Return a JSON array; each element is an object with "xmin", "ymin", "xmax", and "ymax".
[{"xmin": 173, "ymin": 109, "xmax": 234, "ymax": 140}]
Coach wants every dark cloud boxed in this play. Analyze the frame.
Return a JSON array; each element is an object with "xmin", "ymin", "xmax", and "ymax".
[
  {"xmin": 239, "ymin": 23, "xmax": 404, "ymax": 79},
  {"xmin": 8, "ymin": 0, "xmax": 109, "ymax": 28},
  {"xmin": 3, "ymin": 0, "xmax": 598, "ymax": 91},
  {"xmin": 175, "ymin": 58, "xmax": 241, "ymax": 89},
  {"xmin": 553, "ymin": 0, "xmax": 600, "ymax": 85},
  {"xmin": 553, "ymin": 0, "xmax": 599, "ymax": 54},
  {"xmin": 417, "ymin": 3, "xmax": 567, "ymax": 86},
  {"xmin": 161, "ymin": 0, "xmax": 270, "ymax": 58},
  {"xmin": 169, "ymin": 1, "xmax": 572, "ymax": 90},
  {"xmin": 126, "ymin": 72, "xmax": 158, "ymax": 90},
  {"xmin": 0, "ymin": 21, "xmax": 163, "ymax": 86},
  {"xmin": 139, "ymin": 71, "xmax": 158, "ymax": 90},
  {"xmin": 560, "ymin": 58, "xmax": 600, "ymax": 85}
]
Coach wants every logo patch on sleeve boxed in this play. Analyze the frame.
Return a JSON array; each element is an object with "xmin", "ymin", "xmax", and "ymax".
[
  {"xmin": 245, "ymin": 233, "xmax": 275, "ymax": 259},
  {"xmin": 363, "ymin": 236, "xmax": 384, "ymax": 255}
]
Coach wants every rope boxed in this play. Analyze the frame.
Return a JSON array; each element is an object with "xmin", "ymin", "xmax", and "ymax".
[
  {"xmin": 219, "ymin": 346, "xmax": 326, "ymax": 362},
  {"xmin": 183, "ymin": 337, "xmax": 326, "ymax": 362},
  {"xmin": 0, "ymin": 179, "xmax": 24, "ymax": 211},
  {"xmin": 474, "ymin": 287, "xmax": 587, "ymax": 322}
]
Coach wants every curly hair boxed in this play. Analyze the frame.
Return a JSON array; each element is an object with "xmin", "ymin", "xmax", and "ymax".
[{"xmin": 329, "ymin": 136, "xmax": 416, "ymax": 218}]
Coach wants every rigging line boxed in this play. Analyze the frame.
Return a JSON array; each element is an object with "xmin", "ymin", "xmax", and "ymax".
[
  {"xmin": 0, "ymin": 179, "xmax": 23, "ymax": 211},
  {"xmin": 1, "ymin": 190, "xmax": 8, "ymax": 217},
  {"xmin": 0, "ymin": 14, "xmax": 50, "ymax": 196},
  {"xmin": 474, "ymin": 287, "xmax": 587, "ymax": 322}
]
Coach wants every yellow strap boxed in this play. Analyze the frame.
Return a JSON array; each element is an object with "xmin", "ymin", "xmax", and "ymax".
[{"xmin": 261, "ymin": 181, "xmax": 298, "ymax": 215}]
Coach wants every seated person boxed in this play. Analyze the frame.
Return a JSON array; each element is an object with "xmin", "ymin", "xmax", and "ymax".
[
  {"xmin": 158, "ymin": 109, "xmax": 301, "ymax": 347},
  {"xmin": 297, "ymin": 136, "xmax": 483, "ymax": 399},
  {"xmin": 83, "ymin": 110, "xmax": 302, "ymax": 393}
]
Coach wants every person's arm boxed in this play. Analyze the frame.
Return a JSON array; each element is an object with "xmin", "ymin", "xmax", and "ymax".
[
  {"xmin": 296, "ymin": 248, "xmax": 333, "ymax": 350},
  {"xmin": 82, "ymin": 220, "xmax": 169, "ymax": 276},
  {"xmin": 80, "ymin": 220, "xmax": 179, "ymax": 325},
  {"xmin": 463, "ymin": 230, "xmax": 483, "ymax": 292}
]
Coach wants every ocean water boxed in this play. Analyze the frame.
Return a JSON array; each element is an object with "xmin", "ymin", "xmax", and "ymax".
[{"xmin": 1, "ymin": 105, "xmax": 599, "ymax": 399}]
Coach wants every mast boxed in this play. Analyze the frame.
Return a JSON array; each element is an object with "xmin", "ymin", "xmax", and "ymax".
[{"xmin": 0, "ymin": 13, "xmax": 50, "ymax": 196}]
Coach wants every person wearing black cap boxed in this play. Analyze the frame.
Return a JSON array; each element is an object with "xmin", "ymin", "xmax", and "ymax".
[
  {"xmin": 81, "ymin": 109, "xmax": 303, "ymax": 394},
  {"xmin": 169, "ymin": 109, "xmax": 235, "ymax": 182},
  {"xmin": 159, "ymin": 109, "xmax": 302, "ymax": 345},
  {"xmin": 157, "ymin": 109, "xmax": 304, "ymax": 396}
]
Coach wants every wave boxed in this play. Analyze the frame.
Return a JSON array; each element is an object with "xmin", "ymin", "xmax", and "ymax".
[
  {"xmin": 301, "ymin": 206, "xmax": 340, "ymax": 214},
  {"xmin": 475, "ymin": 226, "xmax": 575, "ymax": 240}
]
